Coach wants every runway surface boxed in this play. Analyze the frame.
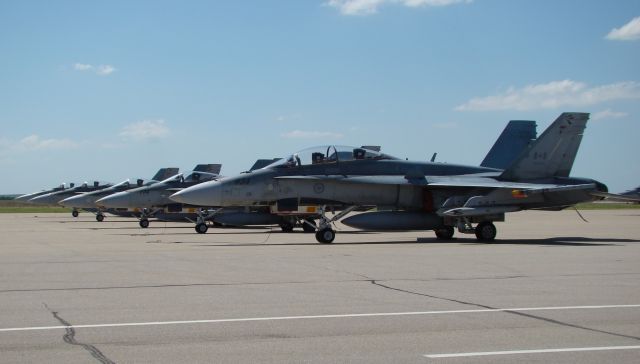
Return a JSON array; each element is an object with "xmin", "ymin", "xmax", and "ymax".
[{"xmin": 1, "ymin": 210, "xmax": 639, "ymax": 363}]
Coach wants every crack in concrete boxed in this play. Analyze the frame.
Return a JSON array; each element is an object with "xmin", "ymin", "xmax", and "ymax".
[
  {"xmin": 43, "ymin": 303, "xmax": 115, "ymax": 364},
  {"xmin": 369, "ymin": 280, "xmax": 640, "ymax": 342}
]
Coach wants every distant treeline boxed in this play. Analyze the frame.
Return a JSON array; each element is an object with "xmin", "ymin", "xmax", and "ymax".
[{"xmin": 0, "ymin": 195, "xmax": 19, "ymax": 200}]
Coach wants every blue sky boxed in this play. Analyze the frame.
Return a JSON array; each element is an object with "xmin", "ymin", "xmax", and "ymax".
[{"xmin": 1, "ymin": 0, "xmax": 639, "ymax": 193}]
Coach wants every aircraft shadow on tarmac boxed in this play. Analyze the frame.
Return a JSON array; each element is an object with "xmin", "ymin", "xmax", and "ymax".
[{"xmin": 144, "ymin": 236, "xmax": 637, "ymax": 247}]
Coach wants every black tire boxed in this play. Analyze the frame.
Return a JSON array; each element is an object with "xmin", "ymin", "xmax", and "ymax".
[
  {"xmin": 139, "ymin": 219, "xmax": 150, "ymax": 228},
  {"xmin": 315, "ymin": 228, "xmax": 335, "ymax": 244},
  {"xmin": 280, "ymin": 222, "xmax": 294, "ymax": 233},
  {"xmin": 96, "ymin": 214, "xmax": 104, "ymax": 222},
  {"xmin": 475, "ymin": 221, "xmax": 497, "ymax": 242},
  {"xmin": 435, "ymin": 226, "xmax": 454, "ymax": 240},
  {"xmin": 301, "ymin": 218, "xmax": 316, "ymax": 233},
  {"xmin": 72, "ymin": 210, "xmax": 79, "ymax": 218},
  {"xmin": 195, "ymin": 223, "xmax": 208, "ymax": 234}
]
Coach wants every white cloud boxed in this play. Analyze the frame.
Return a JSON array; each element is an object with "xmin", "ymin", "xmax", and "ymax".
[
  {"xmin": 96, "ymin": 65, "xmax": 116, "ymax": 75},
  {"xmin": 455, "ymin": 80, "xmax": 640, "ymax": 111},
  {"xmin": 591, "ymin": 109, "xmax": 628, "ymax": 121},
  {"xmin": 73, "ymin": 63, "xmax": 93, "ymax": 71},
  {"xmin": 0, "ymin": 135, "xmax": 80, "ymax": 155},
  {"xmin": 326, "ymin": 0, "xmax": 471, "ymax": 16},
  {"xmin": 73, "ymin": 62, "xmax": 116, "ymax": 76},
  {"xmin": 606, "ymin": 16, "xmax": 640, "ymax": 41},
  {"xmin": 120, "ymin": 120, "xmax": 170, "ymax": 141},
  {"xmin": 281, "ymin": 130, "xmax": 344, "ymax": 139}
]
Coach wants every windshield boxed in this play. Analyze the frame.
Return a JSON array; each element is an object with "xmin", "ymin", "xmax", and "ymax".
[{"xmin": 263, "ymin": 145, "xmax": 397, "ymax": 169}]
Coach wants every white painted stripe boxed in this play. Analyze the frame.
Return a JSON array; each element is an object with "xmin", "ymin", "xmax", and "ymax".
[
  {"xmin": 1, "ymin": 304, "xmax": 638, "ymax": 333},
  {"xmin": 425, "ymin": 345, "xmax": 640, "ymax": 358}
]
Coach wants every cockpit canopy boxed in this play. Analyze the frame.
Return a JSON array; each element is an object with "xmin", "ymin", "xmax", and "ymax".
[{"xmin": 264, "ymin": 145, "xmax": 398, "ymax": 169}]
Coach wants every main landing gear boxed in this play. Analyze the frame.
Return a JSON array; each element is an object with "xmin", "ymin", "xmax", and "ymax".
[
  {"xmin": 139, "ymin": 218, "xmax": 149, "ymax": 228},
  {"xmin": 96, "ymin": 213, "xmax": 105, "ymax": 222},
  {"xmin": 314, "ymin": 205, "xmax": 359, "ymax": 244},
  {"xmin": 441, "ymin": 218, "xmax": 497, "ymax": 242}
]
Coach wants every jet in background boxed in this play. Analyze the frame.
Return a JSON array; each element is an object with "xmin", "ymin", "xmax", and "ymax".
[
  {"xmin": 593, "ymin": 185, "xmax": 640, "ymax": 203},
  {"xmin": 14, "ymin": 183, "xmax": 74, "ymax": 203},
  {"xmin": 29, "ymin": 181, "xmax": 113, "ymax": 206},
  {"xmin": 58, "ymin": 168, "xmax": 179, "ymax": 220},
  {"xmin": 96, "ymin": 164, "xmax": 221, "ymax": 228},
  {"xmin": 171, "ymin": 112, "xmax": 608, "ymax": 243}
]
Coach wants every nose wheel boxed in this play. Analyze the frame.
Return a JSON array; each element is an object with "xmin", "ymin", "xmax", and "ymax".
[
  {"xmin": 139, "ymin": 218, "xmax": 150, "ymax": 228},
  {"xmin": 96, "ymin": 213, "xmax": 104, "ymax": 222},
  {"xmin": 71, "ymin": 209, "xmax": 79, "ymax": 218},
  {"xmin": 195, "ymin": 223, "xmax": 208, "ymax": 234},
  {"xmin": 315, "ymin": 228, "xmax": 335, "ymax": 243}
]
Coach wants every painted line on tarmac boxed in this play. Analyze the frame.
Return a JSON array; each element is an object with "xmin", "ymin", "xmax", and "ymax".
[
  {"xmin": 424, "ymin": 345, "xmax": 640, "ymax": 358},
  {"xmin": 1, "ymin": 304, "xmax": 639, "ymax": 333}
]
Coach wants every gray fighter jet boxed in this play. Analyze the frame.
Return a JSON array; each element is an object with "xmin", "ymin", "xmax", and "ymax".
[
  {"xmin": 171, "ymin": 112, "xmax": 608, "ymax": 243},
  {"xmin": 593, "ymin": 185, "xmax": 640, "ymax": 203},
  {"xmin": 96, "ymin": 164, "xmax": 221, "ymax": 228},
  {"xmin": 14, "ymin": 183, "xmax": 74, "ymax": 203},
  {"xmin": 58, "ymin": 168, "xmax": 179, "ymax": 220},
  {"xmin": 29, "ymin": 181, "xmax": 113, "ymax": 206}
]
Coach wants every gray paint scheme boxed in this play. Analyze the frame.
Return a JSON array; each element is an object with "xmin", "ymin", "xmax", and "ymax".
[{"xmin": 171, "ymin": 112, "xmax": 607, "ymax": 243}]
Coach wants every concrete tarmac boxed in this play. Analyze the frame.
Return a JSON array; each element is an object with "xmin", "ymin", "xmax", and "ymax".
[{"xmin": 0, "ymin": 210, "xmax": 639, "ymax": 363}]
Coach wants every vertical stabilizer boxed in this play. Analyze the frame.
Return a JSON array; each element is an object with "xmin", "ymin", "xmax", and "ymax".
[
  {"xmin": 250, "ymin": 158, "xmax": 282, "ymax": 171},
  {"xmin": 481, "ymin": 120, "xmax": 537, "ymax": 169},
  {"xmin": 193, "ymin": 164, "xmax": 222, "ymax": 174},
  {"xmin": 500, "ymin": 112, "xmax": 589, "ymax": 180},
  {"xmin": 152, "ymin": 168, "xmax": 179, "ymax": 181}
]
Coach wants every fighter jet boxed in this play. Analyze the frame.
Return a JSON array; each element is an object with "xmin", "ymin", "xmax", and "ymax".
[
  {"xmin": 58, "ymin": 168, "xmax": 179, "ymax": 220},
  {"xmin": 171, "ymin": 112, "xmax": 607, "ymax": 243},
  {"xmin": 185, "ymin": 121, "xmax": 537, "ymax": 235},
  {"xmin": 592, "ymin": 185, "xmax": 640, "ymax": 203},
  {"xmin": 14, "ymin": 183, "xmax": 74, "ymax": 203},
  {"xmin": 29, "ymin": 181, "xmax": 113, "ymax": 206},
  {"xmin": 96, "ymin": 164, "xmax": 221, "ymax": 228}
]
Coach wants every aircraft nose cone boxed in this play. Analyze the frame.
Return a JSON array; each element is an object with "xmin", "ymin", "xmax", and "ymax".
[
  {"xmin": 96, "ymin": 192, "xmax": 130, "ymax": 208},
  {"xmin": 170, "ymin": 181, "xmax": 222, "ymax": 206},
  {"xmin": 59, "ymin": 194, "xmax": 89, "ymax": 208}
]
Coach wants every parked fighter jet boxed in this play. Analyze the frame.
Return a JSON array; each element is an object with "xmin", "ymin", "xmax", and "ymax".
[
  {"xmin": 58, "ymin": 168, "xmax": 179, "ymax": 220},
  {"xmin": 192, "ymin": 122, "xmax": 537, "ymax": 235},
  {"xmin": 29, "ymin": 181, "xmax": 113, "ymax": 206},
  {"xmin": 171, "ymin": 112, "xmax": 607, "ymax": 243},
  {"xmin": 96, "ymin": 164, "xmax": 221, "ymax": 228},
  {"xmin": 593, "ymin": 185, "xmax": 640, "ymax": 203},
  {"xmin": 14, "ymin": 183, "xmax": 74, "ymax": 203}
]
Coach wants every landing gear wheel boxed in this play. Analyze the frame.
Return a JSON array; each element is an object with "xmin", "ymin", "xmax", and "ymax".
[
  {"xmin": 71, "ymin": 210, "xmax": 79, "ymax": 218},
  {"xmin": 195, "ymin": 223, "xmax": 208, "ymax": 234},
  {"xmin": 302, "ymin": 218, "xmax": 316, "ymax": 233},
  {"xmin": 96, "ymin": 214, "xmax": 104, "ymax": 222},
  {"xmin": 280, "ymin": 222, "xmax": 294, "ymax": 233},
  {"xmin": 139, "ymin": 219, "xmax": 150, "ymax": 228},
  {"xmin": 435, "ymin": 226, "xmax": 454, "ymax": 240},
  {"xmin": 475, "ymin": 221, "xmax": 496, "ymax": 242},
  {"xmin": 315, "ymin": 228, "xmax": 335, "ymax": 244}
]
